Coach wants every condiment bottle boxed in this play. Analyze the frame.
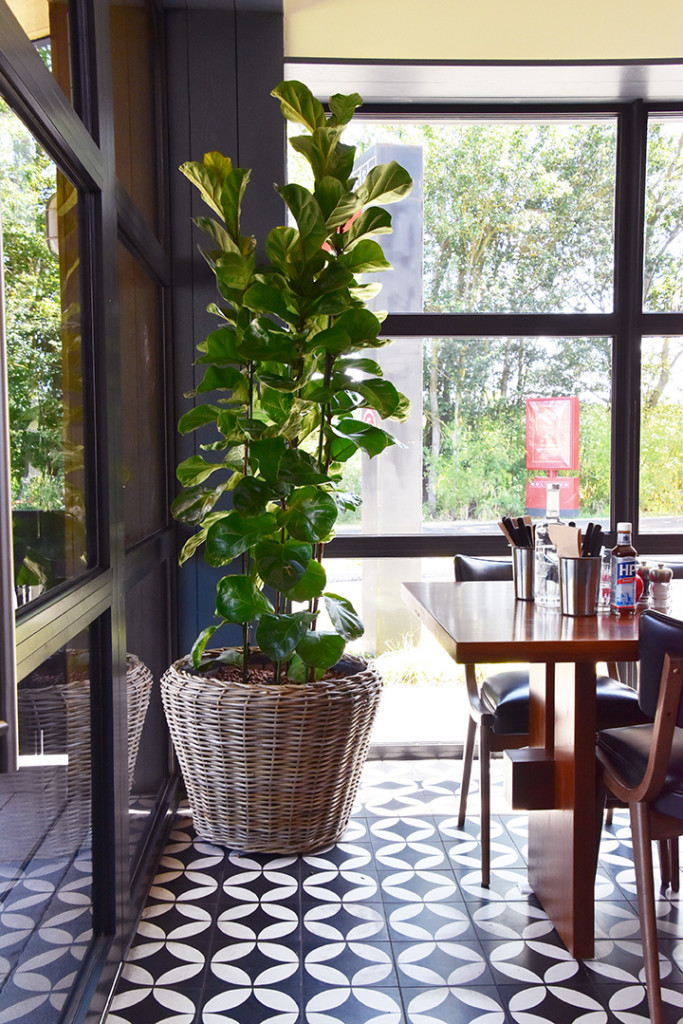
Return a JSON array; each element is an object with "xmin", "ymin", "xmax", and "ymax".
[
  {"xmin": 636, "ymin": 562, "xmax": 651, "ymax": 607},
  {"xmin": 534, "ymin": 481, "xmax": 563, "ymax": 607},
  {"xmin": 651, "ymin": 563, "xmax": 673, "ymax": 609},
  {"xmin": 610, "ymin": 522, "xmax": 638, "ymax": 616}
]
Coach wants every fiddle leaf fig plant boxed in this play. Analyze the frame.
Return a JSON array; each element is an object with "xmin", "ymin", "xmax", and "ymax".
[{"xmin": 173, "ymin": 80, "xmax": 412, "ymax": 683}]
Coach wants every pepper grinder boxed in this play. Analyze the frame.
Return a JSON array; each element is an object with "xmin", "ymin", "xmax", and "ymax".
[
  {"xmin": 651, "ymin": 563, "xmax": 673, "ymax": 610},
  {"xmin": 637, "ymin": 562, "xmax": 651, "ymax": 607}
]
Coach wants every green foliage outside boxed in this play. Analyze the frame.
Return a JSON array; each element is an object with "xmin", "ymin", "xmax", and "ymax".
[
  {"xmin": 0, "ymin": 97, "xmax": 64, "ymax": 510},
  {"xmin": 294, "ymin": 117, "xmax": 683, "ymax": 526}
]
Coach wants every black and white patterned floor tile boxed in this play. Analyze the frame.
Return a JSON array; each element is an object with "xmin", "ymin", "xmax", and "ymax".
[
  {"xmin": 105, "ymin": 759, "xmax": 683, "ymax": 1024},
  {"xmin": 0, "ymin": 842, "xmax": 93, "ymax": 1024}
]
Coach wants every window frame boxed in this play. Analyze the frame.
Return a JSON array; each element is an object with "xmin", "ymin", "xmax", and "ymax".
[{"xmin": 320, "ymin": 98, "xmax": 683, "ymax": 560}]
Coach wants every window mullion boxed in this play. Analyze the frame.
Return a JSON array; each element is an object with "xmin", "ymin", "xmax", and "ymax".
[{"xmin": 612, "ymin": 100, "xmax": 647, "ymax": 534}]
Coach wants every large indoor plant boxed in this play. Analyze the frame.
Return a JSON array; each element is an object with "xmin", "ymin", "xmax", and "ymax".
[{"xmin": 161, "ymin": 80, "xmax": 412, "ymax": 852}]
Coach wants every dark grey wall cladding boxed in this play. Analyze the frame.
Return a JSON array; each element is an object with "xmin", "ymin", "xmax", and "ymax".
[{"xmin": 165, "ymin": 2, "xmax": 284, "ymax": 656}]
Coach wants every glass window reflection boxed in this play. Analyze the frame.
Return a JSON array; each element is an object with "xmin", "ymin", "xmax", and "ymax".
[{"xmin": 0, "ymin": 99, "xmax": 89, "ymax": 605}]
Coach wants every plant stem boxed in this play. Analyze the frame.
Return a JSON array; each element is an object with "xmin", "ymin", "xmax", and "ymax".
[{"xmin": 242, "ymin": 622, "xmax": 249, "ymax": 684}]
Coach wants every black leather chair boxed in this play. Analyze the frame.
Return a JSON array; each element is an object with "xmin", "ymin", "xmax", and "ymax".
[
  {"xmin": 597, "ymin": 610, "xmax": 683, "ymax": 1024},
  {"xmin": 454, "ymin": 553, "xmax": 649, "ymax": 886}
]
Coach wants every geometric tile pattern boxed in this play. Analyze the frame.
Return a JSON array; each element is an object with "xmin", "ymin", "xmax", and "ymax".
[
  {"xmin": 105, "ymin": 759, "xmax": 683, "ymax": 1024},
  {"xmin": 0, "ymin": 842, "xmax": 93, "ymax": 1024}
]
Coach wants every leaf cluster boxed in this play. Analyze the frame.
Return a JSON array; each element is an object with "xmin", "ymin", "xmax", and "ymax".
[{"xmin": 174, "ymin": 81, "xmax": 412, "ymax": 680}]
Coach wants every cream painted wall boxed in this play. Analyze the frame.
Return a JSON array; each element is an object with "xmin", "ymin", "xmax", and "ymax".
[{"xmin": 284, "ymin": 0, "xmax": 683, "ymax": 62}]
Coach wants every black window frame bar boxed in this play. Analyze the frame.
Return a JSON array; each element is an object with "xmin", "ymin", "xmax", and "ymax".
[{"xmin": 320, "ymin": 98, "xmax": 683, "ymax": 560}]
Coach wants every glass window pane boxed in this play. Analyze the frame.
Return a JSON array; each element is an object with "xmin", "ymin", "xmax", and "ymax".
[
  {"xmin": 644, "ymin": 117, "xmax": 683, "ymax": 313},
  {"xmin": 335, "ymin": 336, "xmax": 612, "ymax": 537},
  {"xmin": 118, "ymin": 243, "xmax": 166, "ymax": 547},
  {"xmin": 5, "ymin": 0, "xmax": 74, "ymax": 104},
  {"xmin": 0, "ymin": 100, "xmax": 89, "ymax": 605},
  {"xmin": 0, "ymin": 633, "xmax": 93, "ymax": 1022},
  {"xmin": 288, "ymin": 118, "xmax": 617, "ymax": 314},
  {"xmin": 639, "ymin": 335, "xmax": 683, "ymax": 533},
  {"xmin": 318, "ymin": 556, "xmax": 467, "ymax": 750}
]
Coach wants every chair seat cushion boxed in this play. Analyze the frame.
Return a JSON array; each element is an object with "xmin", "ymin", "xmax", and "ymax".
[
  {"xmin": 480, "ymin": 671, "xmax": 530, "ymax": 734},
  {"xmin": 481, "ymin": 671, "xmax": 649, "ymax": 736},
  {"xmin": 598, "ymin": 723, "xmax": 683, "ymax": 818}
]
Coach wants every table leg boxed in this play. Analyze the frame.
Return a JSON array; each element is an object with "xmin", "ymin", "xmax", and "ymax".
[{"xmin": 527, "ymin": 661, "xmax": 598, "ymax": 959}]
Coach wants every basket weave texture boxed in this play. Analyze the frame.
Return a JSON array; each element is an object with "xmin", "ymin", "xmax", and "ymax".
[
  {"xmin": 161, "ymin": 654, "xmax": 382, "ymax": 853},
  {"xmin": 15, "ymin": 654, "xmax": 153, "ymax": 856}
]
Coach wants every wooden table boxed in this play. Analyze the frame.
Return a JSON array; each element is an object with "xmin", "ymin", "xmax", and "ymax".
[{"xmin": 402, "ymin": 579, "xmax": 682, "ymax": 959}]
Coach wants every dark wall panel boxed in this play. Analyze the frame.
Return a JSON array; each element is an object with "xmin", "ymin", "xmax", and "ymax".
[{"xmin": 165, "ymin": 4, "xmax": 284, "ymax": 657}]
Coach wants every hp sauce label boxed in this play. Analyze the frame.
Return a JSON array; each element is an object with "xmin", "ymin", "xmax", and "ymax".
[{"xmin": 612, "ymin": 558, "xmax": 637, "ymax": 608}]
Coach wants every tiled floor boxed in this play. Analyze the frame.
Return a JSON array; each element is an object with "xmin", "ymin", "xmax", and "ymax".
[{"xmin": 105, "ymin": 759, "xmax": 683, "ymax": 1024}]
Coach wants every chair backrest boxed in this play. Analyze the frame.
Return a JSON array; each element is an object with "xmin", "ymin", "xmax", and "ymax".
[
  {"xmin": 454, "ymin": 554, "xmax": 513, "ymax": 583},
  {"xmin": 639, "ymin": 609, "xmax": 683, "ymax": 724}
]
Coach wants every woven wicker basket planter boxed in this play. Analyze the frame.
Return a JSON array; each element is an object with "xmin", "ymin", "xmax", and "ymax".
[
  {"xmin": 16, "ymin": 654, "xmax": 153, "ymax": 856},
  {"xmin": 160, "ymin": 653, "xmax": 382, "ymax": 853}
]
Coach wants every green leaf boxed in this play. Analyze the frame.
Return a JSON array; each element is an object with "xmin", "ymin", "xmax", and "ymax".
[
  {"xmin": 249, "ymin": 437, "xmax": 286, "ymax": 482},
  {"xmin": 296, "ymin": 631, "xmax": 345, "ymax": 670},
  {"xmin": 176, "ymin": 454, "xmax": 222, "ymax": 487},
  {"xmin": 218, "ymin": 165, "xmax": 250, "ymax": 241},
  {"xmin": 240, "ymin": 318, "xmax": 299, "ymax": 364},
  {"xmin": 196, "ymin": 326, "xmax": 244, "ymax": 366},
  {"xmin": 311, "ymin": 262, "xmax": 355, "ymax": 296},
  {"xmin": 243, "ymin": 279, "xmax": 299, "ymax": 324},
  {"xmin": 253, "ymin": 539, "xmax": 312, "ymax": 591},
  {"xmin": 205, "ymin": 511, "xmax": 277, "ymax": 566},
  {"xmin": 266, "ymin": 226, "xmax": 301, "ymax": 275},
  {"xmin": 392, "ymin": 391, "xmax": 412, "ymax": 422},
  {"xmin": 350, "ymin": 281, "xmax": 383, "ymax": 303},
  {"xmin": 232, "ymin": 476, "xmax": 277, "ymax": 516},
  {"xmin": 180, "ymin": 156, "xmax": 232, "ymax": 222},
  {"xmin": 334, "ymin": 491, "xmax": 362, "ymax": 513},
  {"xmin": 339, "ymin": 356, "xmax": 384, "ymax": 376},
  {"xmin": 272, "ymin": 80, "xmax": 326, "ymax": 131},
  {"xmin": 191, "ymin": 365, "xmax": 249, "ymax": 400},
  {"xmin": 340, "ymin": 239, "xmax": 392, "ymax": 274},
  {"xmin": 214, "ymin": 251, "xmax": 255, "ymax": 293},
  {"xmin": 277, "ymin": 183, "xmax": 328, "ymax": 263},
  {"xmin": 343, "ymin": 207, "xmax": 393, "ymax": 249},
  {"xmin": 333, "ymin": 419, "xmax": 395, "ymax": 457},
  {"xmin": 256, "ymin": 369, "xmax": 308, "ymax": 393},
  {"xmin": 216, "ymin": 576, "xmax": 273, "ymax": 623},
  {"xmin": 287, "ymin": 559, "xmax": 326, "ymax": 602},
  {"xmin": 285, "ymin": 654, "xmax": 315, "ymax": 683},
  {"xmin": 179, "ymin": 528, "xmax": 209, "ymax": 564},
  {"xmin": 335, "ymin": 308, "xmax": 382, "ymax": 347},
  {"xmin": 279, "ymin": 486, "xmax": 338, "ymax": 542},
  {"xmin": 256, "ymin": 611, "xmax": 315, "ymax": 662},
  {"xmin": 190, "ymin": 624, "xmax": 221, "ymax": 668},
  {"xmin": 290, "ymin": 130, "xmax": 356, "ymax": 185},
  {"xmin": 305, "ymin": 324, "xmax": 351, "ymax": 356},
  {"xmin": 324, "ymin": 592, "xmax": 364, "ymax": 640},
  {"xmin": 178, "ymin": 404, "xmax": 221, "ymax": 435},
  {"xmin": 259, "ymin": 386, "xmax": 294, "ymax": 423},
  {"xmin": 171, "ymin": 483, "xmax": 227, "ymax": 524},
  {"xmin": 328, "ymin": 92, "xmax": 363, "ymax": 125},
  {"xmin": 314, "ymin": 177, "xmax": 361, "ymax": 228},
  {"xmin": 192, "ymin": 215, "xmax": 239, "ymax": 254},
  {"xmin": 356, "ymin": 160, "xmax": 413, "ymax": 206},
  {"xmin": 353, "ymin": 378, "xmax": 402, "ymax": 418},
  {"xmin": 329, "ymin": 432, "xmax": 358, "ymax": 464},
  {"xmin": 278, "ymin": 449, "xmax": 330, "ymax": 485}
]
